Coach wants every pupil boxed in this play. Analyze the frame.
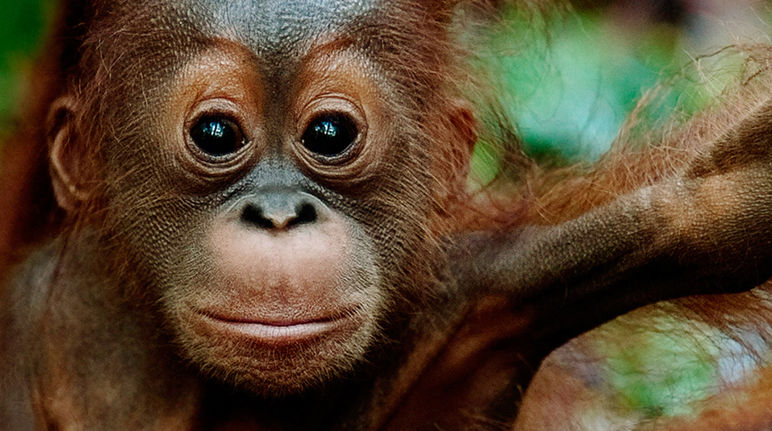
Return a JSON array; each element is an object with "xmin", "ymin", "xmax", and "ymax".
[
  {"xmin": 302, "ymin": 114, "xmax": 357, "ymax": 157},
  {"xmin": 190, "ymin": 116, "xmax": 244, "ymax": 157}
]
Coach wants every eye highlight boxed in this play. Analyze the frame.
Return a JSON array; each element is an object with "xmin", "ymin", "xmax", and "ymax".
[
  {"xmin": 301, "ymin": 113, "xmax": 358, "ymax": 158},
  {"xmin": 190, "ymin": 115, "xmax": 246, "ymax": 157}
]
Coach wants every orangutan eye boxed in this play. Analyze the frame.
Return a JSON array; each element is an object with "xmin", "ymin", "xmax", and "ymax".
[
  {"xmin": 301, "ymin": 113, "xmax": 359, "ymax": 158},
  {"xmin": 190, "ymin": 115, "xmax": 246, "ymax": 157}
]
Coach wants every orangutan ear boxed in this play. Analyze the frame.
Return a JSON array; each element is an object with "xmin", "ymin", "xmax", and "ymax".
[{"xmin": 47, "ymin": 96, "xmax": 94, "ymax": 212}]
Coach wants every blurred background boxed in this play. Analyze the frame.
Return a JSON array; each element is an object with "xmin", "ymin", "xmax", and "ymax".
[
  {"xmin": 468, "ymin": 0, "xmax": 772, "ymax": 182},
  {"xmin": 0, "ymin": 0, "xmax": 769, "ymax": 171},
  {"xmin": 0, "ymin": 0, "xmax": 53, "ymax": 131}
]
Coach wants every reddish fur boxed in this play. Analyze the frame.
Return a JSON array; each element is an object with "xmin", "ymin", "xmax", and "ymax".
[{"xmin": 1, "ymin": 1, "xmax": 772, "ymax": 430}]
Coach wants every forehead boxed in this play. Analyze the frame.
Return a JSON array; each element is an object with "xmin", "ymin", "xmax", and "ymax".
[{"xmin": 181, "ymin": 0, "xmax": 384, "ymax": 59}]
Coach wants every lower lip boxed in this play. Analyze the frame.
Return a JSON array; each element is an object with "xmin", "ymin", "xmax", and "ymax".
[{"xmin": 195, "ymin": 312, "xmax": 348, "ymax": 345}]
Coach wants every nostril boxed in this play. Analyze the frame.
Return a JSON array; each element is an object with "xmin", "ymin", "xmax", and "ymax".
[
  {"xmin": 240, "ymin": 204, "xmax": 276, "ymax": 230},
  {"xmin": 289, "ymin": 202, "xmax": 317, "ymax": 228},
  {"xmin": 239, "ymin": 196, "xmax": 319, "ymax": 230}
]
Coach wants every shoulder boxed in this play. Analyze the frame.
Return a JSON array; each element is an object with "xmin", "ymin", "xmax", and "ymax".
[{"xmin": 2, "ymin": 240, "xmax": 61, "ymax": 333}]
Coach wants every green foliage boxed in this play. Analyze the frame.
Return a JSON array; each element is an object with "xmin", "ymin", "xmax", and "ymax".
[
  {"xmin": 469, "ymin": 6, "xmax": 716, "ymax": 179},
  {"xmin": 600, "ymin": 322, "xmax": 718, "ymax": 418},
  {"xmin": 0, "ymin": 0, "xmax": 51, "ymax": 127}
]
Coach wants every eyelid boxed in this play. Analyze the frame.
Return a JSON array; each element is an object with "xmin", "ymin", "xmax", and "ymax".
[
  {"xmin": 186, "ymin": 99, "xmax": 246, "ymax": 131},
  {"xmin": 297, "ymin": 94, "xmax": 362, "ymax": 122},
  {"xmin": 297, "ymin": 95, "xmax": 365, "ymax": 140}
]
